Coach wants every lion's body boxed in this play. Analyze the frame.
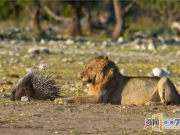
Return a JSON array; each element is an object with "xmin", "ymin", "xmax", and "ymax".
[
  {"xmin": 54, "ymin": 56, "xmax": 180, "ymax": 105},
  {"xmin": 108, "ymin": 76, "xmax": 180, "ymax": 105}
]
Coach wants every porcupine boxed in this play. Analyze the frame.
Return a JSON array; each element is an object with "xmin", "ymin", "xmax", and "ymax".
[{"xmin": 10, "ymin": 65, "xmax": 59, "ymax": 101}]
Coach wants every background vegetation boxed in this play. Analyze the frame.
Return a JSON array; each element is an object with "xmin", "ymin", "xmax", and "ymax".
[{"xmin": 0, "ymin": 0, "xmax": 180, "ymax": 40}]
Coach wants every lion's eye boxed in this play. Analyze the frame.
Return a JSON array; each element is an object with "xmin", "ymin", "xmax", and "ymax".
[{"xmin": 87, "ymin": 67, "xmax": 93, "ymax": 70}]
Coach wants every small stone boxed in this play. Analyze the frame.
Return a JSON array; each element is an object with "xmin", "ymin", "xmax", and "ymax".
[
  {"xmin": 48, "ymin": 40, "xmax": 57, "ymax": 45},
  {"xmin": 62, "ymin": 58, "xmax": 68, "ymax": 62},
  {"xmin": 147, "ymin": 42, "xmax": 156, "ymax": 50},
  {"xmin": 172, "ymin": 109, "xmax": 180, "ymax": 113},
  {"xmin": 147, "ymin": 72, "xmax": 154, "ymax": 77},
  {"xmin": 0, "ymin": 89, "xmax": 5, "ymax": 92},
  {"xmin": 28, "ymin": 47, "xmax": 50, "ymax": 55},
  {"xmin": 152, "ymin": 107, "xmax": 158, "ymax": 111},
  {"xmin": 149, "ymin": 67, "xmax": 170, "ymax": 77},
  {"xmin": 61, "ymin": 84, "xmax": 70, "ymax": 89},
  {"xmin": 74, "ymin": 83, "xmax": 83, "ymax": 87},
  {"xmin": 40, "ymin": 39, "xmax": 45, "ymax": 45},
  {"xmin": 62, "ymin": 58, "xmax": 73, "ymax": 63},
  {"xmin": 54, "ymin": 131, "xmax": 58, "ymax": 134},
  {"xmin": 77, "ymin": 61, "xmax": 84, "ymax": 65},
  {"xmin": 26, "ymin": 68, "xmax": 32, "ymax": 73},
  {"xmin": 117, "ymin": 36, "xmax": 124, "ymax": 43},
  {"xmin": 120, "ymin": 68, "xmax": 127, "ymax": 75},
  {"xmin": 102, "ymin": 41, "xmax": 109, "ymax": 46},
  {"xmin": 66, "ymin": 39, "xmax": 74, "ymax": 45},
  {"xmin": 21, "ymin": 96, "xmax": 31, "ymax": 101},
  {"xmin": 2, "ymin": 94, "xmax": 9, "ymax": 98},
  {"xmin": 84, "ymin": 89, "xmax": 88, "ymax": 93},
  {"xmin": 86, "ymin": 41, "xmax": 91, "ymax": 45}
]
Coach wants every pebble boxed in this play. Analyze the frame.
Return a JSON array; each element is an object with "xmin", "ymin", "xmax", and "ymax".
[
  {"xmin": 66, "ymin": 39, "xmax": 74, "ymax": 45},
  {"xmin": 172, "ymin": 108, "xmax": 180, "ymax": 113},
  {"xmin": 74, "ymin": 83, "xmax": 83, "ymax": 87},
  {"xmin": 2, "ymin": 94, "xmax": 9, "ymax": 98},
  {"xmin": 120, "ymin": 68, "xmax": 127, "ymax": 75},
  {"xmin": 28, "ymin": 47, "xmax": 50, "ymax": 54},
  {"xmin": 48, "ymin": 40, "xmax": 57, "ymax": 45},
  {"xmin": 84, "ymin": 89, "xmax": 88, "ymax": 93},
  {"xmin": 122, "ymin": 106, "xmax": 126, "ymax": 109},
  {"xmin": 0, "ymin": 89, "xmax": 5, "ymax": 92},
  {"xmin": 21, "ymin": 96, "xmax": 31, "ymax": 101},
  {"xmin": 117, "ymin": 36, "xmax": 124, "ymax": 44},
  {"xmin": 77, "ymin": 61, "xmax": 84, "ymax": 65},
  {"xmin": 61, "ymin": 84, "xmax": 70, "ymax": 89},
  {"xmin": 26, "ymin": 68, "xmax": 33, "ymax": 73},
  {"xmin": 40, "ymin": 39, "xmax": 45, "ymax": 45},
  {"xmin": 62, "ymin": 58, "xmax": 73, "ymax": 63},
  {"xmin": 149, "ymin": 67, "xmax": 170, "ymax": 77},
  {"xmin": 147, "ymin": 42, "xmax": 156, "ymax": 50},
  {"xmin": 102, "ymin": 41, "xmax": 110, "ymax": 47}
]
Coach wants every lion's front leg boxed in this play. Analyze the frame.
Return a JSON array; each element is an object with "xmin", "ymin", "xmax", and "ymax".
[{"xmin": 54, "ymin": 95, "xmax": 99, "ymax": 105}]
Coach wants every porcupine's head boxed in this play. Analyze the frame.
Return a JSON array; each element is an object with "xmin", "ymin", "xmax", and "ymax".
[{"xmin": 10, "ymin": 71, "xmax": 35, "ymax": 101}]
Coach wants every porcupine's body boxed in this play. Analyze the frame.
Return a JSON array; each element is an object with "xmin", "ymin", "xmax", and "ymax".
[{"xmin": 10, "ymin": 69, "xmax": 59, "ymax": 101}]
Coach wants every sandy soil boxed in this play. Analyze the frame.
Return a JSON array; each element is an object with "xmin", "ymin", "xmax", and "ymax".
[
  {"xmin": 0, "ymin": 39, "xmax": 180, "ymax": 135},
  {"xmin": 1, "ymin": 99, "xmax": 180, "ymax": 135}
]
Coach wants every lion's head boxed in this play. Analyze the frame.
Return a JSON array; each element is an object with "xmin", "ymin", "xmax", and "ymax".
[{"xmin": 80, "ymin": 56, "xmax": 119, "ymax": 84}]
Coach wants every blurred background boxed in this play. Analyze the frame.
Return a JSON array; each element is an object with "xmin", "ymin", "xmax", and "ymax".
[{"xmin": 0, "ymin": 0, "xmax": 180, "ymax": 41}]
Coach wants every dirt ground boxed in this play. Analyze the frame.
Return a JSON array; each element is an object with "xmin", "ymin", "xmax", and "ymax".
[
  {"xmin": 0, "ymin": 39, "xmax": 180, "ymax": 134},
  {"xmin": 0, "ymin": 99, "xmax": 180, "ymax": 135}
]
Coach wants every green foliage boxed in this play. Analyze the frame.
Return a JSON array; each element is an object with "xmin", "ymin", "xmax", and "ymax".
[
  {"xmin": 62, "ymin": 7, "xmax": 71, "ymax": 17},
  {"xmin": 136, "ymin": 0, "xmax": 180, "ymax": 24},
  {"xmin": 0, "ymin": 0, "xmax": 180, "ymax": 36},
  {"xmin": 0, "ymin": 1, "xmax": 29, "ymax": 20}
]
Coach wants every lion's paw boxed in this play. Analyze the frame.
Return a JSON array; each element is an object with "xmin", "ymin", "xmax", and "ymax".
[
  {"xmin": 145, "ymin": 101, "xmax": 165, "ymax": 106},
  {"xmin": 54, "ymin": 98, "xmax": 68, "ymax": 105},
  {"xmin": 145, "ymin": 101, "xmax": 152, "ymax": 106}
]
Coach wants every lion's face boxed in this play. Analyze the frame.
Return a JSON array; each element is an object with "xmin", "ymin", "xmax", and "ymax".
[{"xmin": 80, "ymin": 56, "xmax": 109, "ymax": 84}]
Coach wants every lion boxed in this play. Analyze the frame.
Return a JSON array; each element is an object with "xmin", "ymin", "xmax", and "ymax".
[{"xmin": 54, "ymin": 55, "xmax": 180, "ymax": 105}]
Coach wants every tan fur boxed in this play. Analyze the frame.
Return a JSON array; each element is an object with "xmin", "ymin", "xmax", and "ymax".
[{"xmin": 54, "ymin": 56, "xmax": 180, "ymax": 105}]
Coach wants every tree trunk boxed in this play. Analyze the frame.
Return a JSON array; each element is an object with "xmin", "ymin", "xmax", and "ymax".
[
  {"xmin": 82, "ymin": 7, "xmax": 92, "ymax": 35},
  {"xmin": 12, "ymin": 1, "xmax": 21, "ymax": 22},
  {"xmin": 69, "ymin": 2, "xmax": 82, "ymax": 36},
  {"xmin": 112, "ymin": 0, "xmax": 136, "ymax": 40},
  {"xmin": 29, "ymin": 0, "xmax": 42, "ymax": 32},
  {"xmin": 112, "ymin": 0, "xmax": 124, "ymax": 40}
]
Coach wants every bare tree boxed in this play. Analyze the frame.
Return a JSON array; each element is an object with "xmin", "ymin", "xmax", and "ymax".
[
  {"xmin": 112, "ymin": 0, "xmax": 136, "ymax": 39},
  {"xmin": 29, "ymin": 0, "xmax": 41, "ymax": 32},
  {"xmin": 68, "ymin": 1, "xmax": 82, "ymax": 36}
]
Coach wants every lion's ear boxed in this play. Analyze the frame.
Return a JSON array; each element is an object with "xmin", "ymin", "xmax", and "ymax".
[
  {"xmin": 103, "ymin": 56, "xmax": 108, "ymax": 61},
  {"xmin": 101, "ymin": 56, "xmax": 108, "ymax": 67}
]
